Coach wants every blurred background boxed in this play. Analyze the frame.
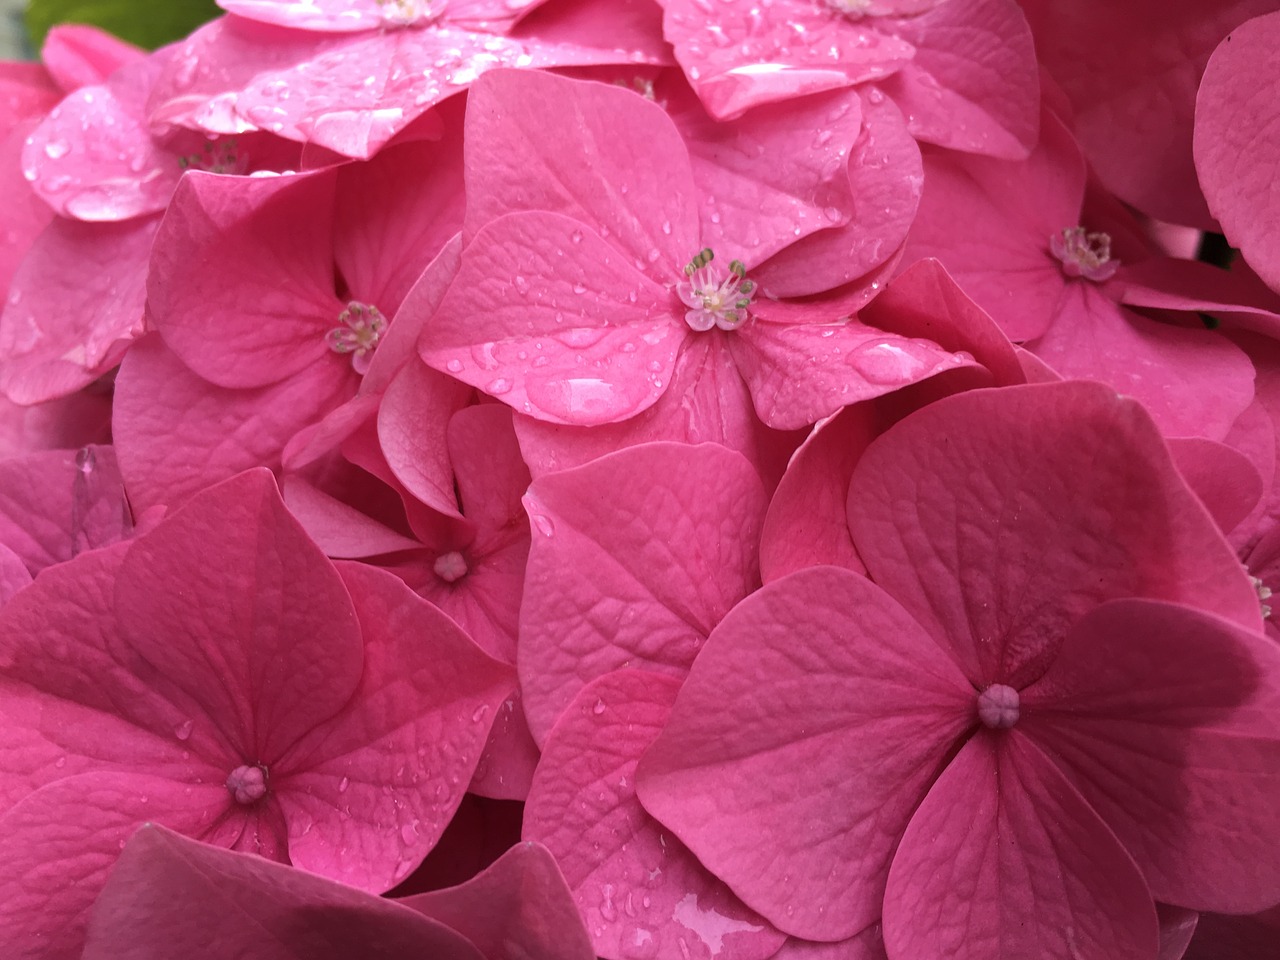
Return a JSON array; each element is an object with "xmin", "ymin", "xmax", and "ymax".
[
  {"xmin": 1, "ymin": 0, "xmax": 27, "ymax": 58},
  {"xmin": 0, "ymin": 0, "xmax": 221, "ymax": 60}
]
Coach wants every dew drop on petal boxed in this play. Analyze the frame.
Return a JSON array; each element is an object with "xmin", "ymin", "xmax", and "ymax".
[
  {"xmin": 592, "ymin": 698, "xmax": 606, "ymax": 715},
  {"xmin": 445, "ymin": 358, "xmax": 464, "ymax": 373},
  {"xmin": 174, "ymin": 719, "xmax": 194, "ymax": 741}
]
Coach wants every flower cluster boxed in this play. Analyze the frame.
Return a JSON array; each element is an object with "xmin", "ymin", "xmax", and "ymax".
[{"xmin": 2, "ymin": 1, "xmax": 1280, "ymax": 958}]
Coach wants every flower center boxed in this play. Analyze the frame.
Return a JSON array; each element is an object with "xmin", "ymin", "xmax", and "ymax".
[
  {"xmin": 977, "ymin": 684, "xmax": 1020, "ymax": 729},
  {"xmin": 1050, "ymin": 226, "xmax": 1119, "ymax": 282},
  {"xmin": 379, "ymin": 0, "xmax": 447, "ymax": 27},
  {"xmin": 179, "ymin": 139, "xmax": 247, "ymax": 175},
  {"xmin": 433, "ymin": 550, "xmax": 468, "ymax": 583},
  {"xmin": 326, "ymin": 301, "xmax": 387, "ymax": 374},
  {"xmin": 676, "ymin": 248, "xmax": 757, "ymax": 332},
  {"xmin": 225, "ymin": 763, "xmax": 269, "ymax": 805}
]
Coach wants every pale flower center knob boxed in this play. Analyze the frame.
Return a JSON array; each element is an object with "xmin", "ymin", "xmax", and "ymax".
[
  {"xmin": 379, "ymin": 0, "xmax": 447, "ymax": 27},
  {"xmin": 225, "ymin": 764, "xmax": 269, "ymax": 805},
  {"xmin": 977, "ymin": 683, "xmax": 1020, "ymax": 729},
  {"xmin": 1050, "ymin": 226, "xmax": 1119, "ymax": 282},
  {"xmin": 326, "ymin": 301, "xmax": 387, "ymax": 374}
]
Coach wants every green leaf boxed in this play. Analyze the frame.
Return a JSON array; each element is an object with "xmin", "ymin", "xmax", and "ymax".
[{"xmin": 24, "ymin": 0, "xmax": 222, "ymax": 51}]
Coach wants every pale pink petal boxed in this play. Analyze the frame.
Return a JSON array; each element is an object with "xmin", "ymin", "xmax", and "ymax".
[
  {"xmin": 1022, "ymin": 598, "xmax": 1280, "ymax": 913},
  {"xmin": 218, "ymin": 0, "xmax": 393, "ymax": 32},
  {"xmin": 0, "ymin": 215, "xmax": 154, "ymax": 404},
  {"xmin": 401, "ymin": 841, "xmax": 594, "ymax": 960},
  {"xmin": 281, "ymin": 475, "xmax": 423, "ymax": 558},
  {"xmin": 520, "ymin": 441, "xmax": 766, "ymax": 743},
  {"xmin": 82, "ymin": 824, "xmax": 486, "ymax": 959},
  {"xmin": 461, "ymin": 69, "xmax": 698, "ymax": 281},
  {"xmin": 848, "ymin": 381, "xmax": 1264, "ymax": 689},
  {"xmin": 1028, "ymin": 285, "xmax": 1254, "ymax": 441},
  {"xmin": 39, "ymin": 24, "xmax": 144, "ymax": 91},
  {"xmin": 661, "ymin": 0, "xmax": 913, "ymax": 121},
  {"xmin": 420, "ymin": 211, "xmax": 682, "ymax": 425},
  {"xmin": 1195, "ymin": 12, "xmax": 1280, "ymax": 293},
  {"xmin": 883, "ymin": 732, "xmax": 1159, "ymax": 960},
  {"xmin": 526, "ymin": 671, "xmax": 785, "ymax": 960},
  {"xmin": 1167, "ymin": 438, "xmax": 1263, "ymax": 537},
  {"xmin": 0, "ymin": 773, "xmax": 238, "ymax": 960},
  {"xmin": 379, "ymin": 359, "xmax": 472, "ymax": 521},
  {"xmin": 754, "ymin": 89, "xmax": 921, "ymax": 297},
  {"xmin": 880, "ymin": 0, "xmax": 1039, "ymax": 158},
  {"xmin": 277, "ymin": 561, "xmax": 514, "ymax": 892},
  {"xmin": 636, "ymin": 566, "xmax": 973, "ymax": 940}
]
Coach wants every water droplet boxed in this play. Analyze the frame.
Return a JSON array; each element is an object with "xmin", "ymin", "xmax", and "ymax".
[
  {"xmin": 43, "ymin": 139, "xmax": 69, "ymax": 160},
  {"xmin": 174, "ymin": 719, "xmax": 194, "ymax": 741},
  {"xmin": 592, "ymin": 698, "xmax": 606, "ymax": 715},
  {"xmin": 472, "ymin": 704, "xmax": 490, "ymax": 723},
  {"xmin": 514, "ymin": 275, "xmax": 529, "ymax": 294},
  {"xmin": 571, "ymin": 229, "xmax": 584, "ymax": 244},
  {"xmin": 532, "ymin": 514, "xmax": 555, "ymax": 537},
  {"xmin": 572, "ymin": 281, "xmax": 587, "ymax": 295},
  {"xmin": 486, "ymin": 377, "xmax": 513, "ymax": 395},
  {"xmin": 54, "ymin": 756, "xmax": 66, "ymax": 769},
  {"xmin": 445, "ymin": 358, "xmax": 463, "ymax": 373},
  {"xmin": 400, "ymin": 822, "xmax": 419, "ymax": 845}
]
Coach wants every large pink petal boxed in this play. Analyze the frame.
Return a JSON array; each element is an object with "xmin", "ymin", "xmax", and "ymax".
[
  {"xmin": 1194, "ymin": 11, "xmax": 1280, "ymax": 293},
  {"xmin": 448, "ymin": 404, "xmax": 531, "ymax": 537},
  {"xmin": 754, "ymin": 89, "xmax": 921, "ymax": 297},
  {"xmin": 114, "ymin": 469, "xmax": 363, "ymax": 765},
  {"xmin": 462, "ymin": 69, "xmax": 697, "ymax": 280},
  {"xmin": 1022, "ymin": 0, "xmax": 1277, "ymax": 228},
  {"xmin": 526, "ymin": 671, "xmax": 785, "ymax": 960},
  {"xmin": 149, "ymin": 169, "xmax": 343, "ymax": 390},
  {"xmin": 880, "ymin": 0, "xmax": 1039, "ymax": 159},
  {"xmin": 636, "ymin": 566, "xmax": 973, "ymax": 941},
  {"xmin": 1022, "ymin": 598, "xmax": 1280, "ymax": 913},
  {"xmin": 661, "ymin": 0, "xmax": 913, "ymax": 121},
  {"xmin": 883, "ymin": 732, "xmax": 1159, "ymax": 960},
  {"xmin": 519, "ymin": 441, "xmax": 766, "ymax": 743},
  {"xmin": 38, "ymin": 24, "xmax": 144, "ymax": 92},
  {"xmin": 22, "ymin": 56, "xmax": 179, "ymax": 222},
  {"xmin": 113, "ymin": 335, "xmax": 355, "ymax": 513},
  {"xmin": 276, "ymin": 561, "xmax": 513, "ymax": 892},
  {"xmin": 1028, "ymin": 285, "xmax": 1255, "ymax": 441},
  {"xmin": 81, "ymin": 824, "xmax": 484, "ymax": 960},
  {"xmin": 0, "ymin": 123, "xmax": 56, "ymax": 298},
  {"xmin": 0, "ymin": 545, "xmax": 224, "ymax": 809},
  {"xmin": 0, "ymin": 773, "xmax": 238, "ymax": 960},
  {"xmin": 420, "ymin": 211, "xmax": 682, "ymax": 425},
  {"xmin": 0, "ymin": 215, "xmax": 155, "ymax": 403},
  {"xmin": 848, "ymin": 381, "xmax": 1263, "ymax": 690},
  {"xmin": 401, "ymin": 841, "xmax": 594, "ymax": 960}
]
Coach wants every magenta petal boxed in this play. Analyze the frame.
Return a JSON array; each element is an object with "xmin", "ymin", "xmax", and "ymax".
[
  {"xmin": 0, "ymin": 216, "xmax": 155, "ymax": 403},
  {"xmin": 379, "ymin": 359, "xmax": 472, "ymax": 521},
  {"xmin": 526, "ymin": 671, "xmax": 785, "ymax": 960},
  {"xmin": 754, "ymin": 89, "xmax": 921, "ymax": 297},
  {"xmin": 148, "ymin": 169, "xmax": 342, "ymax": 390},
  {"xmin": 883, "ymin": 732, "xmax": 1159, "ymax": 960},
  {"xmin": 0, "ymin": 773, "xmax": 236, "ymax": 960},
  {"xmin": 882, "ymin": 0, "xmax": 1039, "ymax": 159},
  {"xmin": 1167, "ymin": 437, "xmax": 1264, "ymax": 537},
  {"xmin": 281, "ymin": 476, "xmax": 423, "ymax": 558},
  {"xmin": 1029, "ymin": 285, "xmax": 1255, "ymax": 440},
  {"xmin": 462, "ymin": 70, "xmax": 698, "ymax": 278},
  {"xmin": 1183, "ymin": 906, "xmax": 1280, "ymax": 960},
  {"xmin": 848, "ymin": 381, "xmax": 1263, "ymax": 689},
  {"xmin": 768, "ymin": 929, "xmax": 887, "ymax": 960},
  {"xmin": 0, "ymin": 543, "xmax": 30, "ymax": 607},
  {"xmin": 1022, "ymin": 598, "xmax": 1280, "ymax": 913},
  {"xmin": 519, "ymin": 441, "xmax": 766, "ymax": 743},
  {"xmin": 1194, "ymin": 11, "xmax": 1280, "ymax": 293},
  {"xmin": 81, "ymin": 824, "xmax": 485, "ymax": 960},
  {"xmin": 636, "ymin": 566, "xmax": 973, "ymax": 940},
  {"xmin": 420, "ymin": 211, "xmax": 681, "ymax": 425},
  {"xmin": 277, "ymin": 561, "xmax": 514, "ymax": 892},
  {"xmin": 400, "ymin": 842, "xmax": 594, "ymax": 960},
  {"xmin": 39, "ymin": 24, "xmax": 144, "ymax": 91}
]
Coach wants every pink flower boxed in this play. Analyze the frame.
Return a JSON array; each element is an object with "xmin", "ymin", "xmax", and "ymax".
[
  {"xmin": 1194, "ymin": 10, "xmax": 1280, "ymax": 296},
  {"xmin": 636, "ymin": 382, "xmax": 1280, "ymax": 957},
  {"xmin": 0, "ymin": 469, "xmax": 513, "ymax": 958},
  {"xmin": 657, "ymin": 0, "xmax": 1038, "ymax": 158},
  {"xmin": 81, "ymin": 825, "xmax": 593, "ymax": 960}
]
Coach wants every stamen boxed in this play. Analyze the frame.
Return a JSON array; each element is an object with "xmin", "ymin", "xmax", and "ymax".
[
  {"xmin": 178, "ymin": 139, "xmax": 247, "ymax": 175},
  {"xmin": 326, "ymin": 301, "xmax": 387, "ymax": 374},
  {"xmin": 379, "ymin": 0, "xmax": 447, "ymax": 27},
  {"xmin": 977, "ymin": 683, "xmax": 1020, "ymax": 730},
  {"xmin": 1252, "ymin": 575, "xmax": 1273, "ymax": 619},
  {"xmin": 1050, "ymin": 226, "xmax": 1119, "ymax": 282},
  {"xmin": 676, "ymin": 248, "xmax": 757, "ymax": 332},
  {"xmin": 825, "ymin": 0, "xmax": 875, "ymax": 17},
  {"xmin": 433, "ymin": 550, "xmax": 468, "ymax": 583},
  {"xmin": 225, "ymin": 764, "xmax": 268, "ymax": 805}
]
